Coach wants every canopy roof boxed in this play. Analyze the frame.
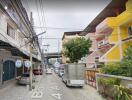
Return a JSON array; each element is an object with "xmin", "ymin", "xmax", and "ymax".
[{"xmin": 81, "ymin": 0, "xmax": 127, "ymax": 35}]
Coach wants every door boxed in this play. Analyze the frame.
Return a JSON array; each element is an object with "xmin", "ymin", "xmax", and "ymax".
[
  {"xmin": 9, "ymin": 61, "xmax": 15, "ymax": 79},
  {"xmin": 3, "ymin": 60, "xmax": 15, "ymax": 82}
]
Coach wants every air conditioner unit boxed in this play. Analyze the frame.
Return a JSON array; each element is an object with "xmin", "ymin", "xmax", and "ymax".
[{"xmin": 98, "ymin": 40, "xmax": 105, "ymax": 47}]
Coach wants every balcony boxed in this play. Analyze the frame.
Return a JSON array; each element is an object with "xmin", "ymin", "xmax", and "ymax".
[
  {"xmin": 97, "ymin": 41, "xmax": 114, "ymax": 54},
  {"xmin": 96, "ymin": 18, "xmax": 113, "ymax": 35}
]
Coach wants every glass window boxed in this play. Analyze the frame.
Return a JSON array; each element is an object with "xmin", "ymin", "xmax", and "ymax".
[{"xmin": 7, "ymin": 24, "xmax": 15, "ymax": 39}]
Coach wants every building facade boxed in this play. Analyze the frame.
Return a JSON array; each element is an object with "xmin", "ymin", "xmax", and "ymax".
[
  {"xmin": 84, "ymin": 33, "xmax": 99, "ymax": 68},
  {"xmin": 96, "ymin": 0, "xmax": 132, "ymax": 64},
  {"xmin": 0, "ymin": 0, "xmax": 41, "ymax": 86}
]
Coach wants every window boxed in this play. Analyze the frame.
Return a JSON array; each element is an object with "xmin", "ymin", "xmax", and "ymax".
[
  {"xmin": 7, "ymin": 25, "xmax": 15, "ymax": 39},
  {"xmin": 98, "ymin": 40, "xmax": 106, "ymax": 47},
  {"xmin": 128, "ymin": 26, "xmax": 132, "ymax": 36}
]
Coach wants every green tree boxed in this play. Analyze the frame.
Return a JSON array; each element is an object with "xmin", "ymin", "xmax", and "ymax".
[{"xmin": 63, "ymin": 37, "xmax": 92, "ymax": 63}]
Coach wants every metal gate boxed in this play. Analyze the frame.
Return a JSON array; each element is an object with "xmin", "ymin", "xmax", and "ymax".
[
  {"xmin": 3, "ymin": 60, "xmax": 15, "ymax": 82},
  {"xmin": 85, "ymin": 69, "xmax": 99, "ymax": 88}
]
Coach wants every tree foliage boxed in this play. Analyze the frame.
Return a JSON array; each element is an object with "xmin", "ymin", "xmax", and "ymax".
[{"xmin": 63, "ymin": 37, "xmax": 92, "ymax": 63}]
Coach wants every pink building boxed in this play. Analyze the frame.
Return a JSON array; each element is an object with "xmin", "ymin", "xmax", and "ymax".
[{"xmin": 85, "ymin": 33, "xmax": 100, "ymax": 68}]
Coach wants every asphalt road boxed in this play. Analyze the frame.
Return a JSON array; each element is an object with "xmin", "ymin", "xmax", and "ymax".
[{"xmin": 0, "ymin": 72, "xmax": 105, "ymax": 100}]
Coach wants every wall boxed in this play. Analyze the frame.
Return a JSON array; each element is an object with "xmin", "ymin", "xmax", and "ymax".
[
  {"xmin": 85, "ymin": 33, "xmax": 98, "ymax": 68},
  {"xmin": 0, "ymin": 49, "xmax": 12, "ymax": 86},
  {"xmin": 0, "ymin": 10, "xmax": 30, "ymax": 55},
  {"xmin": 96, "ymin": 73, "xmax": 132, "ymax": 91}
]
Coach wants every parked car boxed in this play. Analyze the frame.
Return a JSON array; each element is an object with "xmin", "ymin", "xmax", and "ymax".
[
  {"xmin": 16, "ymin": 73, "xmax": 35, "ymax": 85},
  {"xmin": 46, "ymin": 68, "xmax": 52, "ymax": 74},
  {"xmin": 58, "ymin": 70, "xmax": 64, "ymax": 77},
  {"xmin": 54, "ymin": 68, "xmax": 59, "ymax": 74},
  {"xmin": 33, "ymin": 69, "xmax": 43, "ymax": 75},
  {"xmin": 58, "ymin": 64, "xmax": 65, "ymax": 77}
]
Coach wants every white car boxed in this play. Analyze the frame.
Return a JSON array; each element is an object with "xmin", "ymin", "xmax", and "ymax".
[
  {"xmin": 46, "ymin": 68, "xmax": 52, "ymax": 74},
  {"xmin": 54, "ymin": 68, "xmax": 59, "ymax": 74}
]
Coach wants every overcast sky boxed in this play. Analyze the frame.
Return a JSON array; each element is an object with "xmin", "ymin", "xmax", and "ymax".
[{"xmin": 22, "ymin": 0, "xmax": 111, "ymax": 53}]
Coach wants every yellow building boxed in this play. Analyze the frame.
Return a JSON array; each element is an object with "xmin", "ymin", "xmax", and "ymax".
[{"xmin": 96, "ymin": 0, "xmax": 132, "ymax": 63}]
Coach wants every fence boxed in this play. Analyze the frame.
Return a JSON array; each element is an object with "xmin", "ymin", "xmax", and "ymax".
[
  {"xmin": 85, "ymin": 69, "xmax": 99, "ymax": 88},
  {"xmin": 96, "ymin": 73, "xmax": 132, "ymax": 91}
]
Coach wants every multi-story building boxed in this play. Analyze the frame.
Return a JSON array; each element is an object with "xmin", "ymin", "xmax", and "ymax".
[
  {"xmin": 96, "ymin": 0, "xmax": 132, "ymax": 64},
  {"xmin": 0, "ymin": 0, "xmax": 41, "ymax": 86},
  {"xmin": 80, "ymin": 0, "xmax": 128, "ymax": 67},
  {"xmin": 84, "ymin": 33, "xmax": 100, "ymax": 68},
  {"xmin": 62, "ymin": 31, "xmax": 83, "ymax": 63}
]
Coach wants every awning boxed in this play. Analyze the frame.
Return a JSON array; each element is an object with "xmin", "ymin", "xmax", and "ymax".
[{"xmin": 0, "ymin": 40, "xmax": 41, "ymax": 62}]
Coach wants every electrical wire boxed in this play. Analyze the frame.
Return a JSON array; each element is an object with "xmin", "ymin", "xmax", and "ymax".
[
  {"xmin": 25, "ymin": 0, "xmax": 30, "ymax": 12},
  {"xmin": 39, "ymin": 0, "xmax": 47, "ymax": 32},
  {"xmin": 35, "ymin": 0, "xmax": 43, "ymax": 33},
  {"xmin": 38, "ymin": 0, "xmax": 45, "ymax": 33},
  {"xmin": 38, "ymin": 38, "xmax": 62, "ymax": 39},
  {"xmin": 33, "ymin": 26, "xmax": 83, "ymax": 30}
]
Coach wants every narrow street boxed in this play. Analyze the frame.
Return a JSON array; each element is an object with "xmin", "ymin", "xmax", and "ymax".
[
  {"xmin": 0, "ymin": 73, "xmax": 105, "ymax": 100},
  {"xmin": 0, "ymin": 0, "xmax": 132, "ymax": 99}
]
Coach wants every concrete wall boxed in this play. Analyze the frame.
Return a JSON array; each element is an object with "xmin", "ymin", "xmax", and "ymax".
[
  {"xmin": 0, "ymin": 5, "xmax": 41, "ymax": 61},
  {"xmin": 0, "ymin": 10, "xmax": 30, "ymax": 55},
  {"xmin": 96, "ymin": 73, "xmax": 132, "ymax": 91}
]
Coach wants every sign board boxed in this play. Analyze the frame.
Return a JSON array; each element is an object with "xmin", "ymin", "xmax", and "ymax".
[
  {"xmin": 54, "ymin": 61, "xmax": 60, "ymax": 68},
  {"xmin": 15, "ymin": 60, "xmax": 22, "ymax": 68},
  {"xmin": 24, "ymin": 60, "xmax": 32, "ymax": 68}
]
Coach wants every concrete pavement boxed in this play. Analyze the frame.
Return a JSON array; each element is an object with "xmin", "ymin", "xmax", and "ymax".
[{"xmin": 0, "ymin": 72, "xmax": 105, "ymax": 100}]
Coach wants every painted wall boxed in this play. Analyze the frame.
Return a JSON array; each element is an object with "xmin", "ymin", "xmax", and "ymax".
[{"xmin": 98, "ymin": 0, "xmax": 132, "ymax": 63}]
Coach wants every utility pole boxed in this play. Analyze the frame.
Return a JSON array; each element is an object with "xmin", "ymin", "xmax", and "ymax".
[
  {"xmin": 25, "ymin": 12, "xmax": 46, "ymax": 91},
  {"xmin": 43, "ymin": 44, "xmax": 50, "ymax": 67},
  {"xmin": 57, "ymin": 39, "xmax": 60, "ymax": 62},
  {"xmin": 29, "ymin": 44, "xmax": 33, "ymax": 90},
  {"xmin": 29, "ymin": 12, "xmax": 33, "ymax": 90}
]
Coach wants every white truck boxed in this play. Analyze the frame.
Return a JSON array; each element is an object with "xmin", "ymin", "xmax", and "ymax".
[{"xmin": 62, "ymin": 63, "xmax": 86, "ymax": 87}]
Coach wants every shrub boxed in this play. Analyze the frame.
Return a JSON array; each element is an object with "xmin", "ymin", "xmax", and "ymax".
[
  {"xmin": 101, "ymin": 46, "xmax": 132, "ymax": 77},
  {"xmin": 114, "ymin": 85, "xmax": 132, "ymax": 100},
  {"xmin": 97, "ymin": 78, "xmax": 132, "ymax": 100},
  {"xmin": 98, "ymin": 77, "xmax": 121, "ymax": 86},
  {"xmin": 98, "ymin": 77, "xmax": 121, "ymax": 97},
  {"xmin": 100, "ymin": 63, "xmax": 121, "ymax": 75}
]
